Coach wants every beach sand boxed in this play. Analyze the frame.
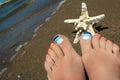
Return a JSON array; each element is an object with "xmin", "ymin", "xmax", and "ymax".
[{"xmin": 0, "ymin": 0, "xmax": 120, "ymax": 80}]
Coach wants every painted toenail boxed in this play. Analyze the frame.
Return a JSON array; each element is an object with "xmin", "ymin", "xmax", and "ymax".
[
  {"xmin": 82, "ymin": 32, "xmax": 91, "ymax": 39},
  {"xmin": 48, "ymin": 48, "xmax": 51, "ymax": 52},
  {"xmin": 46, "ymin": 54, "xmax": 49, "ymax": 57},
  {"xmin": 107, "ymin": 40, "xmax": 111, "ymax": 42},
  {"xmin": 95, "ymin": 33, "xmax": 100, "ymax": 36},
  {"xmin": 50, "ymin": 43, "xmax": 54, "ymax": 46},
  {"xmin": 101, "ymin": 37, "xmax": 104, "ymax": 39},
  {"xmin": 53, "ymin": 35, "xmax": 63, "ymax": 44}
]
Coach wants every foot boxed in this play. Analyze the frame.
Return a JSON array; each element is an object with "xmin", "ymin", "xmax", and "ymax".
[
  {"xmin": 44, "ymin": 35, "xmax": 86, "ymax": 80},
  {"xmin": 80, "ymin": 32, "xmax": 120, "ymax": 80}
]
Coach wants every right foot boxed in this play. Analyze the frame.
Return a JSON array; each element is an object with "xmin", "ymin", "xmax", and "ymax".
[{"xmin": 80, "ymin": 32, "xmax": 120, "ymax": 80}]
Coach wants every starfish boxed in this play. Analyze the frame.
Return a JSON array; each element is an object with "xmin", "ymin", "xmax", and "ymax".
[{"xmin": 64, "ymin": 2, "xmax": 105, "ymax": 44}]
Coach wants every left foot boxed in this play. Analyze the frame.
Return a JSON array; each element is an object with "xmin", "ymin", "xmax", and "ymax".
[{"xmin": 44, "ymin": 35, "xmax": 86, "ymax": 80}]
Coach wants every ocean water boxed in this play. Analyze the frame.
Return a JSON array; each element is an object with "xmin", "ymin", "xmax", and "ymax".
[
  {"xmin": 0, "ymin": 0, "xmax": 5, "ymax": 3},
  {"xmin": 0, "ymin": 0, "xmax": 66, "ymax": 75}
]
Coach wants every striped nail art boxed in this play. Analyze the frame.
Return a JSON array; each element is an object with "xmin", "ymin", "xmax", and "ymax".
[
  {"xmin": 83, "ymin": 32, "xmax": 91, "ymax": 39},
  {"xmin": 53, "ymin": 35, "xmax": 63, "ymax": 44}
]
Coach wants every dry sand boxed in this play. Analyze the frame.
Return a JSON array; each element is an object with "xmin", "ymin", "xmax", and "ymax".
[{"xmin": 0, "ymin": 0, "xmax": 120, "ymax": 80}]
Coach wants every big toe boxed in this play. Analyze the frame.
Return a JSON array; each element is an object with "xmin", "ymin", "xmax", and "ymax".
[
  {"xmin": 53, "ymin": 34, "xmax": 77, "ymax": 56},
  {"xmin": 80, "ymin": 32, "xmax": 93, "ymax": 55}
]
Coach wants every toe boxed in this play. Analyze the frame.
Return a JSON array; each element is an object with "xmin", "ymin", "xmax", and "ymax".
[
  {"xmin": 92, "ymin": 34, "xmax": 101, "ymax": 49},
  {"xmin": 100, "ymin": 37, "xmax": 106, "ymax": 49},
  {"xmin": 53, "ymin": 34, "xmax": 76, "ymax": 56},
  {"xmin": 105, "ymin": 40, "xmax": 113, "ymax": 53},
  {"xmin": 113, "ymin": 44, "xmax": 120, "ymax": 55},
  {"xmin": 80, "ymin": 32, "xmax": 92, "ymax": 54},
  {"xmin": 48, "ymin": 48, "xmax": 58, "ymax": 63},
  {"xmin": 47, "ymin": 74, "xmax": 52, "ymax": 80},
  {"xmin": 44, "ymin": 61, "xmax": 51, "ymax": 74},
  {"xmin": 46, "ymin": 54, "xmax": 55, "ymax": 70},
  {"xmin": 50, "ymin": 43, "xmax": 63, "ymax": 58}
]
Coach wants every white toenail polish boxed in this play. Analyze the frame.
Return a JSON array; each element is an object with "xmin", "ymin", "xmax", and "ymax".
[
  {"xmin": 53, "ymin": 35, "xmax": 63, "ymax": 44},
  {"xmin": 83, "ymin": 32, "xmax": 91, "ymax": 40}
]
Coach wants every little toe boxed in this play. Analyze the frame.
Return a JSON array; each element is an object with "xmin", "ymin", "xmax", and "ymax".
[
  {"xmin": 46, "ymin": 54, "xmax": 55, "ymax": 70},
  {"xmin": 92, "ymin": 33, "xmax": 101, "ymax": 49},
  {"xmin": 113, "ymin": 44, "xmax": 120, "ymax": 55},
  {"xmin": 53, "ymin": 34, "xmax": 76, "ymax": 56},
  {"xmin": 47, "ymin": 74, "xmax": 52, "ymax": 80},
  {"xmin": 80, "ymin": 32, "xmax": 92, "ymax": 54},
  {"xmin": 100, "ymin": 37, "xmax": 106, "ymax": 49},
  {"xmin": 50, "ymin": 43, "xmax": 63, "ymax": 58},
  {"xmin": 105, "ymin": 40, "xmax": 113, "ymax": 53},
  {"xmin": 48, "ymin": 48, "xmax": 58, "ymax": 63},
  {"xmin": 44, "ymin": 61, "xmax": 51, "ymax": 74}
]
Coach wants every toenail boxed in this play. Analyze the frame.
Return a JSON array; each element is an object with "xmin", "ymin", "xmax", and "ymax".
[
  {"xmin": 50, "ymin": 43, "xmax": 54, "ymax": 46},
  {"xmin": 95, "ymin": 33, "xmax": 100, "ymax": 36},
  {"xmin": 100, "ymin": 37, "xmax": 106, "ymax": 40},
  {"xmin": 48, "ymin": 48, "xmax": 51, "ymax": 52},
  {"xmin": 107, "ymin": 40, "xmax": 111, "ymax": 42},
  {"xmin": 46, "ymin": 54, "xmax": 49, "ymax": 57},
  {"xmin": 101, "ymin": 37, "xmax": 104, "ymax": 39},
  {"xmin": 53, "ymin": 35, "xmax": 63, "ymax": 44},
  {"xmin": 82, "ymin": 32, "xmax": 91, "ymax": 40}
]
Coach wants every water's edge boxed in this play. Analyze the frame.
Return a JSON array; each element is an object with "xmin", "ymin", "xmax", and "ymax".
[{"xmin": 0, "ymin": 0, "xmax": 66, "ymax": 76}]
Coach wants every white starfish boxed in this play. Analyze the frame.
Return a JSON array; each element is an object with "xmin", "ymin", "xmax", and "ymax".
[{"xmin": 64, "ymin": 2, "xmax": 105, "ymax": 44}]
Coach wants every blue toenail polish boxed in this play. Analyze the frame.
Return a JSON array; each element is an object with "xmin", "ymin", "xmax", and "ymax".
[
  {"xmin": 83, "ymin": 32, "xmax": 91, "ymax": 39},
  {"xmin": 53, "ymin": 35, "xmax": 63, "ymax": 44}
]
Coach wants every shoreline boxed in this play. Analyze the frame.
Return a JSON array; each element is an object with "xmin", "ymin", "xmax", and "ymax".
[
  {"xmin": 0, "ymin": 0, "xmax": 63, "ymax": 69},
  {"xmin": 0, "ymin": 0, "xmax": 66, "ymax": 77},
  {"xmin": 0, "ymin": 0, "xmax": 120, "ymax": 80}
]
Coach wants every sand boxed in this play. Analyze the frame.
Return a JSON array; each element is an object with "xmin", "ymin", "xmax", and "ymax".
[{"xmin": 0, "ymin": 0, "xmax": 120, "ymax": 80}]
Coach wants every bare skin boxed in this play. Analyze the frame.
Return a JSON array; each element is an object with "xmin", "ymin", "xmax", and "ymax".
[
  {"xmin": 80, "ymin": 33, "xmax": 120, "ymax": 80},
  {"xmin": 44, "ymin": 35, "xmax": 86, "ymax": 80}
]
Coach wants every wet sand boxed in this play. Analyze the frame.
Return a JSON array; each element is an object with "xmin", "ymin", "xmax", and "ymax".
[{"xmin": 0, "ymin": 0, "xmax": 120, "ymax": 80}]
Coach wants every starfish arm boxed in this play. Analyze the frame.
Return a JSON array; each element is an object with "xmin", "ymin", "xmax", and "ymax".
[
  {"xmin": 85, "ymin": 14, "xmax": 105, "ymax": 24},
  {"xmin": 73, "ymin": 31, "xmax": 81, "ymax": 44},
  {"xmin": 64, "ymin": 19, "xmax": 80, "ymax": 24},
  {"xmin": 75, "ymin": 23, "xmax": 81, "ymax": 30},
  {"xmin": 87, "ymin": 25, "xmax": 95, "ymax": 36},
  {"xmin": 81, "ymin": 2, "xmax": 89, "ymax": 18}
]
